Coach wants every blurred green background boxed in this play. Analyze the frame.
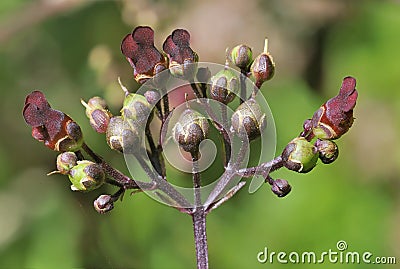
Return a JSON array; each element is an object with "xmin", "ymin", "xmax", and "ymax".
[{"xmin": 1, "ymin": 0, "xmax": 399, "ymax": 268}]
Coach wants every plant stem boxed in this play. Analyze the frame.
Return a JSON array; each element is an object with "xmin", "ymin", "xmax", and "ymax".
[
  {"xmin": 192, "ymin": 207, "xmax": 209, "ymax": 269},
  {"xmin": 240, "ymin": 69, "xmax": 247, "ymax": 104}
]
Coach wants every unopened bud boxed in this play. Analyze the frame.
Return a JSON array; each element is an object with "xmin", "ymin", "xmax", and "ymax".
[
  {"xmin": 81, "ymin": 97, "xmax": 112, "ymax": 133},
  {"xmin": 282, "ymin": 137, "xmax": 318, "ymax": 173},
  {"xmin": 121, "ymin": 93, "xmax": 152, "ymax": 126},
  {"xmin": 69, "ymin": 160, "xmax": 105, "ymax": 192},
  {"xmin": 315, "ymin": 139, "xmax": 339, "ymax": 164},
  {"xmin": 56, "ymin": 152, "xmax": 77, "ymax": 174},
  {"xmin": 231, "ymin": 98, "xmax": 266, "ymax": 141},
  {"xmin": 251, "ymin": 39, "xmax": 275, "ymax": 88},
  {"xmin": 210, "ymin": 66, "xmax": 239, "ymax": 104},
  {"xmin": 271, "ymin": 179, "xmax": 291, "ymax": 197},
  {"xmin": 106, "ymin": 116, "xmax": 140, "ymax": 153},
  {"xmin": 173, "ymin": 108, "xmax": 209, "ymax": 155},
  {"xmin": 94, "ymin": 194, "xmax": 114, "ymax": 214},
  {"xmin": 230, "ymin": 44, "xmax": 253, "ymax": 71}
]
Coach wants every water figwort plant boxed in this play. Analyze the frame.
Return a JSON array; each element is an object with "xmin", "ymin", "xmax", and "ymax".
[{"xmin": 22, "ymin": 26, "xmax": 358, "ymax": 269}]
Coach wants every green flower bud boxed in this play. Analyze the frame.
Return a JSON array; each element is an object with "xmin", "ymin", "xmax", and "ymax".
[
  {"xmin": 106, "ymin": 116, "xmax": 140, "ymax": 153},
  {"xmin": 315, "ymin": 139, "xmax": 339, "ymax": 164},
  {"xmin": 121, "ymin": 93, "xmax": 152, "ymax": 126},
  {"xmin": 81, "ymin": 97, "xmax": 112, "ymax": 134},
  {"xmin": 282, "ymin": 137, "xmax": 318, "ymax": 173},
  {"xmin": 230, "ymin": 44, "xmax": 253, "ymax": 71},
  {"xmin": 251, "ymin": 39, "xmax": 275, "ymax": 88},
  {"xmin": 210, "ymin": 67, "xmax": 239, "ymax": 104},
  {"xmin": 56, "ymin": 152, "xmax": 77, "ymax": 175},
  {"xmin": 173, "ymin": 108, "xmax": 209, "ymax": 155},
  {"xmin": 231, "ymin": 98, "xmax": 266, "ymax": 141},
  {"xmin": 94, "ymin": 194, "xmax": 114, "ymax": 214},
  {"xmin": 68, "ymin": 160, "xmax": 105, "ymax": 192}
]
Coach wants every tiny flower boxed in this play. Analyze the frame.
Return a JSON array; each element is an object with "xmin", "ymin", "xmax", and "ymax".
[
  {"xmin": 230, "ymin": 44, "xmax": 253, "ymax": 71},
  {"xmin": 271, "ymin": 179, "xmax": 291, "ymax": 198},
  {"xmin": 121, "ymin": 26, "xmax": 168, "ymax": 84},
  {"xmin": 69, "ymin": 160, "xmax": 105, "ymax": 192},
  {"xmin": 94, "ymin": 194, "xmax": 114, "ymax": 214},
  {"xmin": 23, "ymin": 91, "xmax": 83, "ymax": 152},
  {"xmin": 163, "ymin": 29, "xmax": 198, "ymax": 80},
  {"xmin": 251, "ymin": 39, "xmax": 275, "ymax": 88},
  {"xmin": 210, "ymin": 63, "xmax": 239, "ymax": 104},
  {"xmin": 81, "ymin": 96, "xmax": 112, "ymax": 133},
  {"xmin": 311, "ymin": 76, "xmax": 358, "ymax": 140},
  {"xmin": 314, "ymin": 139, "xmax": 339, "ymax": 164},
  {"xmin": 173, "ymin": 108, "xmax": 209, "ymax": 155},
  {"xmin": 231, "ymin": 98, "xmax": 266, "ymax": 141},
  {"xmin": 282, "ymin": 137, "xmax": 318, "ymax": 173}
]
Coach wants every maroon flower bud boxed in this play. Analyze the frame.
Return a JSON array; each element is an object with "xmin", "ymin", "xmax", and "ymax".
[
  {"xmin": 81, "ymin": 97, "xmax": 112, "ymax": 134},
  {"xmin": 121, "ymin": 26, "xmax": 168, "ymax": 84},
  {"xmin": 23, "ymin": 91, "xmax": 83, "ymax": 152},
  {"xmin": 163, "ymin": 29, "xmax": 198, "ymax": 80},
  {"xmin": 271, "ymin": 179, "xmax": 291, "ymax": 197},
  {"xmin": 314, "ymin": 139, "xmax": 339, "ymax": 164},
  {"xmin": 251, "ymin": 39, "xmax": 275, "ymax": 88},
  {"xmin": 311, "ymin": 76, "xmax": 358, "ymax": 140},
  {"xmin": 94, "ymin": 194, "xmax": 114, "ymax": 214}
]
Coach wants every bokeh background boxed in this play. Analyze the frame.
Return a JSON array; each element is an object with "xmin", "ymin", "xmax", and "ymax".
[{"xmin": 1, "ymin": 0, "xmax": 399, "ymax": 268}]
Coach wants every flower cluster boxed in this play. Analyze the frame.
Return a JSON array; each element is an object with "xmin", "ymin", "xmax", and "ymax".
[{"xmin": 22, "ymin": 25, "xmax": 358, "ymax": 269}]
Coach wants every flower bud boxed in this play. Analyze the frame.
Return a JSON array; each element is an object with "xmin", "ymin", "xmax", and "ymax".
[
  {"xmin": 231, "ymin": 98, "xmax": 266, "ymax": 141},
  {"xmin": 271, "ymin": 179, "xmax": 291, "ymax": 197},
  {"xmin": 144, "ymin": 90, "xmax": 161, "ymax": 105},
  {"xmin": 315, "ymin": 139, "xmax": 339, "ymax": 164},
  {"xmin": 230, "ymin": 44, "xmax": 253, "ymax": 71},
  {"xmin": 251, "ymin": 39, "xmax": 275, "ymax": 88},
  {"xmin": 121, "ymin": 93, "xmax": 152, "ymax": 126},
  {"xmin": 282, "ymin": 137, "xmax": 318, "ymax": 173},
  {"xmin": 68, "ymin": 160, "xmax": 105, "ymax": 192},
  {"xmin": 56, "ymin": 152, "xmax": 77, "ymax": 174},
  {"xmin": 81, "ymin": 97, "xmax": 112, "ymax": 133},
  {"xmin": 210, "ymin": 67, "xmax": 239, "ymax": 104},
  {"xmin": 94, "ymin": 194, "xmax": 114, "ymax": 214},
  {"xmin": 173, "ymin": 108, "xmax": 209, "ymax": 154},
  {"xmin": 106, "ymin": 116, "xmax": 140, "ymax": 153}
]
